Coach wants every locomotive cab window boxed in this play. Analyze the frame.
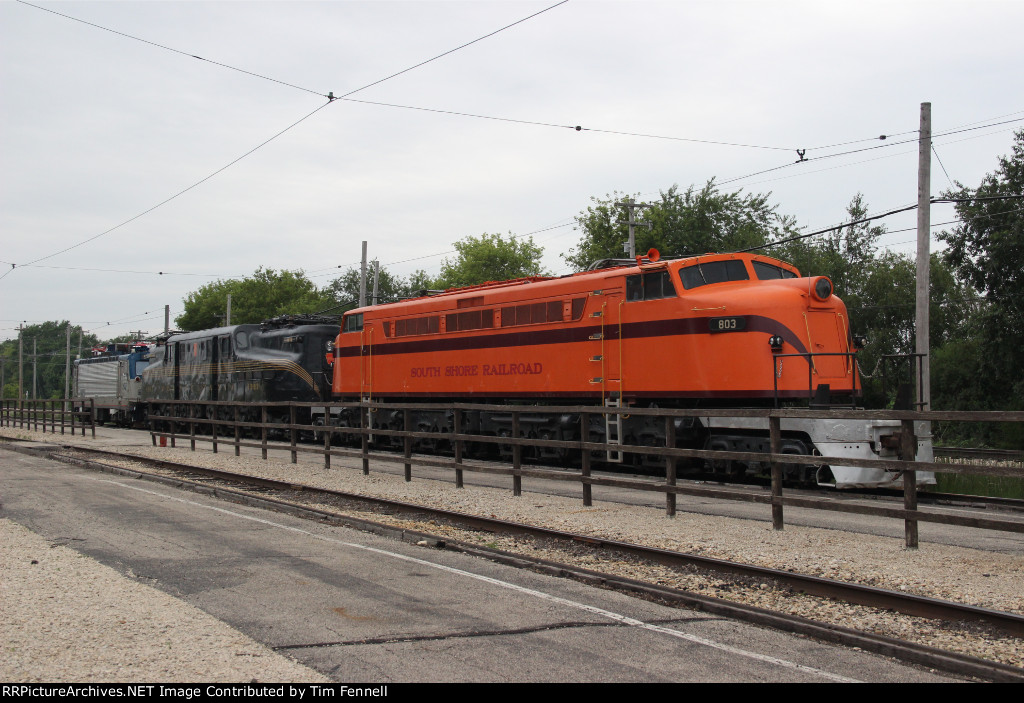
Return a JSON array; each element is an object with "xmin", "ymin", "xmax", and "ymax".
[
  {"xmin": 678, "ymin": 260, "xmax": 750, "ymax": 290},
  {"xmin": 626, "ymin": 270, "xmax": 676, "ymax": 301},
  {"xmin": 343, "ymin": 313, "xmax": 364, "ymax": 333},
  {"xmin": 281, "ymin": 335, "xmax": 304, "ymax": 353}
]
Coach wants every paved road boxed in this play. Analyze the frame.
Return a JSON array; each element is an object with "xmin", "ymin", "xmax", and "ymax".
[{"xmin": 1, "ymin": 448, "xmax": 955, "ymax": 682}]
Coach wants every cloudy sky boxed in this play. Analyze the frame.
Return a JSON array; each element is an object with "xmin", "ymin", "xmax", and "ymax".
[{"xmin": 2, "ymin": 0, "xmax": 1022, "ymax": 343}]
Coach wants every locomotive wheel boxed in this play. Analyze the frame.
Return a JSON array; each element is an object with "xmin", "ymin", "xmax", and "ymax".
[{"xmin": 704, "ymin": 437, "xmax": 744, "ymax": 479}]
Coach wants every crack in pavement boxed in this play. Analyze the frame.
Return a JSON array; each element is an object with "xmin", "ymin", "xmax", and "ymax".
[{"xmin": 273, "ymin": 616, "xmax": 719, "ymax": 650}]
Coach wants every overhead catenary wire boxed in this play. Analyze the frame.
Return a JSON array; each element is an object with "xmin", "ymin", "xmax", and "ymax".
[
  {"xmin": 3, "ymin": 196, "xmax": 1021, "ymax": 342},
  {"xmin": 1, "ymin": 1, "xmax": 571, "ymax": 282},
  {"xmin": 12, "ymin": 3, "xmax": 1023, "ymax": 288},
  {"xmin": 719, "ymin": 117, "xmax": 1024, "ymax": 188},
  {"xmin": 9, "ymin": 1, "xmax": 1024, "ymax": 328},
  {"xmin": 15, "ymin": 0, "xmax": 327, "ymax": 98},
  {"xmin": 741, "ymin": 195, "xmax": 1024, "ymax": 254},
  {"xmin": 27, "ymin": 0, "xmax": 1020, "ymax": 162}
]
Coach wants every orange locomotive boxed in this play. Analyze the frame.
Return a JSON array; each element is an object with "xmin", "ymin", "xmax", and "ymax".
[{"xmin": 328, "ymin": 250, "xmax": 934, "ymax": 488}]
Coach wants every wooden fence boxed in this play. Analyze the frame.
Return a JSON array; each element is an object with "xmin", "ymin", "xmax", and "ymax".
[
  {"xmin": 141, "ymin": 399, "xmax": 1024, "ymax": 549},
  {"xmin": 0, "ymin": 398, "xmax": 96, "ymax": 437}
]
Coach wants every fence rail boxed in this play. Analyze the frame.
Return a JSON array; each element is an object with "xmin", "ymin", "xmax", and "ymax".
[
  {"xmin": 137, "ymin": 399, "xmax": 1024, "ymax": 549},
  {"xmin": 4, "ymin": 397, "xmax": 1021, "ymax": 547},
  {"xmin": 0, "ymin": 398, "xmax": 96, "ymax": 437}
]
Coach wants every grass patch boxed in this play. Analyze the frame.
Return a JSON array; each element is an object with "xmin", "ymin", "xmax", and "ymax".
[{"xmin": 934, "ymin": 470, "xmax": 1024, "ymax": 499}]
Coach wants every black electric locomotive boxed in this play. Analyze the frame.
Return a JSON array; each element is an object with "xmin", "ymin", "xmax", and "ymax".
[{"xmin": 141, "ymin": 315, "xmax": 338, "ymax": 428}]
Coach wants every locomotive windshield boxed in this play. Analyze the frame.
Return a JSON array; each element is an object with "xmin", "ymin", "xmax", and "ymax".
[
  {"xmin": 679, "ymin": 260, "xmax": 750, "ymax": 290},
  {"xmin": 752, "ymin": 261, "xmax": 798, "ymax": 280}
]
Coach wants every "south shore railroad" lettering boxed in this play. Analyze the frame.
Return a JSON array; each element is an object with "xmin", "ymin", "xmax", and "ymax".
[{"xmin": 410, "ymin": 362, "xmax": 543, "ymax": 379}]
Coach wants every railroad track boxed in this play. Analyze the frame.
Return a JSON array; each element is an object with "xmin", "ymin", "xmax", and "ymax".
[{"xmin": 11, "ymin": 440, "xmax": 1023, "ymax": 682}]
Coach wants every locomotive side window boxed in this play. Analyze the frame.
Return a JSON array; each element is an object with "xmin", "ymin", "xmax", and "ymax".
[
  {"xmin": 571, "ymin": 297, "xmax": 586, "ymax": 321},
  {"xmin": 343, "ymin": 313, "xmax": 364, "ymax": 333},
  {"xmin": 679, "ymin": 260, "xmax": 750, "ymax": 290},
  {"xmin": 500, "ymin": 301, "xmax": 562, "ymax": 327},
  {"xmin": 752, "ymin": 262, "xmax": 798, "ymax": 280},
  {"xmin": 446, "ymin": 309, "xmax": 494, "ymax": 332},
  {"xmin": 626, "ymin": 271, "xmax": 676, "ymax": 301},
  {"xmin": 395, "ymin": 316, "xmax": 440, "ymax": 336}
]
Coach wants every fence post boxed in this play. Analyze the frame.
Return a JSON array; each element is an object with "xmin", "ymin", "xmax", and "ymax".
[
  {"xmin": 190, "ymin": 403, "xmax": 197, "ymax": 452},
  {"xmin": 770, "ymin": 414, "xmax": 784, "ymax": 530},
  {"xmin": 901, "ymin": 418, "xmax": 919, "ymax": 549},
  {"xmin": 233, "ymin": 406, "xmax": 240, "ymax": 457},
  {"xmin": 211, "ymin": 403, "xmax": 218, "ymax": 454},
  {"xmin": 290, "ymin": 405, "xmax": 297, "ymax": 464},
  {"xmin": 260, "ymin": 405, "xmax": 268, "ymax": 460},
  {"xmin": 89, "ymin": 399, "xmax": 96, "ymax": 438},
  {"xmin": 454, "ymin": 410, "xmax": 464, "ymax": 489},
  {"xmin": 323, "ymin": 405, "xmax": 331, "ymax": 470},
  {"xmin": 665, "ymin": 416, "xmax": 676, "ymax": 517},
  {"xmin": 512, "ymin": 411, "xmax": 522, "ymax": 497},
  {"xmin": 361, "ymin": 404, "xmax": 369, "ymax": 475},
  {"xmin": 403, "ymin": 408, "xmax": 412, "ymax": 482},
  {"xmin": 581, "ymin": 412, "xmax": 592, "ymax": 507}
]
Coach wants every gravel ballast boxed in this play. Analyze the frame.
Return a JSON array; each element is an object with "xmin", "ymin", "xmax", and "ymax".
[{"xmin": 0, "ymin": 518, "xmax": 329, "ymax": 683}]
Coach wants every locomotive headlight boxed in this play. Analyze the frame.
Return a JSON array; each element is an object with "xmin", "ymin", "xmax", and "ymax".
[
  {"xmin": 812, "ymin": 277, "xmax": 833, "ymax": 301},
  {"xmin": 769, "ymin": 335, "xmax": 784, "ymax": 351},
  {"xmin": 853, "ymin": 335, "xmax": 868, "ymax": 349}
]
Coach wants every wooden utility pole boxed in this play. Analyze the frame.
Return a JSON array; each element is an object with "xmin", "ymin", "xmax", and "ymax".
[
  {"xmin": 372, "ymin": 260, "xmax": 380, "ymax": 306},
  {"xmin": 359, "ymin": 241, "xmax": 368, "ymax": 308},
  {"xmin": 64, "ymin": 324, "xmax": 71, "ymax": 405},
  {"xmin": 226, "ymin": 294, "xmax": 232, "ymax": 326},
  {"xmin": 18, "ymin": 324, "xmax": 24, "ymax": 402},
  {"xmin": 615, "ymin": 198, "xmax": 652, "ymax": 258},
  {"xmin": 916, "ymin": 102, "xmax": 931, "ymax": 411}
]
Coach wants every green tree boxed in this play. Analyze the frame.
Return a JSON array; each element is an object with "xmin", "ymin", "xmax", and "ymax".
[
  {"xmin": 176, "ymin": 268, "xmax": 334, "ymax": 331},
  {"xmin": 776, "ymin": 193, "xmax": 881, "ymax": 302},
  {"xmin": 934, "ymin": 128, "xmax": 1024, "ymax": 429},
  {"xmin": 434, "ymin": 232, "xmax": 547, "ymax": 289},
  {"xmin": 564, "ymin": 181, "xmax": 800, "ymax": 271},
  {"xmin": 0, "ymin": 322, "xmax": 99, "ymax": 399},
  {"xmin": 326, "ymin": 266, "xmax": 432, "ymax": 310},
  {"xmin": 939, "ymin": 129, "xmax": 1024, "ymax": 314}
]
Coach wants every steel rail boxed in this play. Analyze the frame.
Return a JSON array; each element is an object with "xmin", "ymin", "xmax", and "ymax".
[
  {"xmin": 9, "ymin": 441, "xmax": 1023, "ymax": 682},
  {"xmin": 44, "ymin": 443, "xmax": 1024, "ymax": 639}
]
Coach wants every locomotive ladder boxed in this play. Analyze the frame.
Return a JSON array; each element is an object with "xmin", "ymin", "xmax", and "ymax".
[{"xmin": 604, "ymin": 397, "xmax": 624, "ymax": 463}]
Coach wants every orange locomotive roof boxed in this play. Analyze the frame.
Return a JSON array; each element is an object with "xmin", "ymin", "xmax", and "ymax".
[{"xmin": 344, "ymin": 251, "xmax": 801, "ymax": 318}]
